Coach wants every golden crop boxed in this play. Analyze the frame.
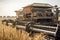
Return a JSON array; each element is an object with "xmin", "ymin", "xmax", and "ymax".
[{"xmin": 0, "ymin": 18, "xmax": 46, "ymax": 40}]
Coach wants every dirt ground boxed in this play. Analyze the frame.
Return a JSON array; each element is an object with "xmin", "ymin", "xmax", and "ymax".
[{"xmin": 0, "ymin": 18, "xmax": 46, "ymax": 40}]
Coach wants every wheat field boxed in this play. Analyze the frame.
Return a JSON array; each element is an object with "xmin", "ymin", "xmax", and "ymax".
[{"xmin": 0, "ymin": 18, "xmax": 46, "ymax": 40}]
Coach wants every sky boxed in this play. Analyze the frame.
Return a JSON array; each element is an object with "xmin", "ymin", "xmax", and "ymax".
[{"xmin": 0, "ymin": 0, "xmax": 60, "ymax": 16}]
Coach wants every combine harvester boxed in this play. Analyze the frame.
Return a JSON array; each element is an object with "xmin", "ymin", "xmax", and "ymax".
[{"xmin": 15, "ymin": 3, "xmax": 60, "ymax": 40}]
